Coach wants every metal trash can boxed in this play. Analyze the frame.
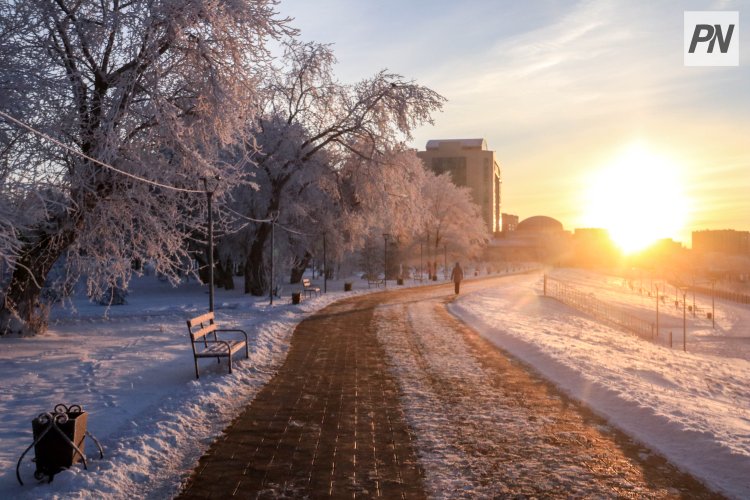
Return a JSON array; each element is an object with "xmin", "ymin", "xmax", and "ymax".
[
  {"xmin": 32, "ymin": 405, "xmax": 88, "ymax": 477},
  {"xmin": 17, "ymin": 403, "xmax": 103, "ymax": 485}
]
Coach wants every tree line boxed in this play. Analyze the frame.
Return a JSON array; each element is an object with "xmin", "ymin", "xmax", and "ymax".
[{"xmin": 0, "ymin": 0, "xmax": 487, "ymax": 335}]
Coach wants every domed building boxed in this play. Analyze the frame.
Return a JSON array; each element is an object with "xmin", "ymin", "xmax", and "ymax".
[
  {"xmin": 486, "ymin": 214, "xmax": 571, "ymax": 265},
  {"xmin": 516, "ymin": 216, "xmax": 564, "ymax": 233}
]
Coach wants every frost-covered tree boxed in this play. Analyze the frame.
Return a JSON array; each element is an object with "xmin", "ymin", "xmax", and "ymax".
[
  {"xmin": 0, "ymin": 0, "xmax": 290, "ymax": 334},
  {"xmin": 220, "ymin": 115, "xmax": 334, "ymax": 294},
  {"xmin": 230, "ymin": 41, "xmax": 444, "ymax": 295},
  {"xmin": 329, "ymin": 152, "xmax": 487, "ymax": 281},
  {"xmin": 420, "ymin": 170, "xmax": 489, "ymax": 268},
  {"xmin": 337, "ymin": 148, "xmax": 434, "ymax": 280},
  {"xmin": 337, "ymin": 148, "xmax": 429, "ymax": 245}
]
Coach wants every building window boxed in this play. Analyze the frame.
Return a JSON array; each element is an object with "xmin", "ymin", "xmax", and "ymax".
[{"xmin": 431, "ymin": 157, "xmax": 467, "ymax": 186}]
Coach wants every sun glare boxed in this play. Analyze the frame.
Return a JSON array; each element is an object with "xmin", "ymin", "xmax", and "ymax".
[{"xmin": 582, "ymin": 144, "xmax": 689, "ymax": 254}]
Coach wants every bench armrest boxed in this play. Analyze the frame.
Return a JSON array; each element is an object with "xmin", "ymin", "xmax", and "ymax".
[
  {"xmin": 197, "ymin": 339, "xmax": 232, "ymax": 350},
  {"xmin": 215, "ymin": 328, "xmax": 249, "ymax": 343}
]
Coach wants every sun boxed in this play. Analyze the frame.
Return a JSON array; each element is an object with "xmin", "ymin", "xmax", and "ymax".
[{"xmin": 582, "ymin": 144, "xmax": 690, "ymax": 254}]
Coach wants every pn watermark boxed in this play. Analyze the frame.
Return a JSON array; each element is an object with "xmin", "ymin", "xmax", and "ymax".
[{"xmin": 684, "ymin": 11, "xmax": 739, "ymax": 66}]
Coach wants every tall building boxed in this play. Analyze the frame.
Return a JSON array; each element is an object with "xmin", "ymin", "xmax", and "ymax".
[
  {"xmin": 417, "ymin": 138, "xmax": 501, "ymax": 233},
  {"xmin": 692, "ymin": 229, "xmax": 750, "ymax": 255}
]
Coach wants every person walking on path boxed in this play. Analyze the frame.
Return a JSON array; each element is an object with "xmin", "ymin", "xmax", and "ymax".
[{"xmin": 450, "ymin": 261, "xmax": 464, "ymax": 294}]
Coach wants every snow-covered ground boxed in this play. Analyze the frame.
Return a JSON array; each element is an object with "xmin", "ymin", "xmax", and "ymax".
[
  {"xmin": 0, "ymin": 274, "xmax": 383, "ymax": 499},
  {"xmin": 450, "ymin": 270, "xmax": 750, "ymax": 499},
  {"xmin": 3, "ymin": 266, "xmax": 747, "ymax": 498}
]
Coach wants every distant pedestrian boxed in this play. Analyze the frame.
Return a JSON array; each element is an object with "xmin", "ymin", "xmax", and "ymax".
[{"xmin": 450, "ymin": 262, "xmax": 464, "ymax": 294}]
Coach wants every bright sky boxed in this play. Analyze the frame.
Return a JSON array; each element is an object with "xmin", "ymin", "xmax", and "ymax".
[{"xmin": 278, "ymin": 0, "xmax": 750, "ymax": 248}]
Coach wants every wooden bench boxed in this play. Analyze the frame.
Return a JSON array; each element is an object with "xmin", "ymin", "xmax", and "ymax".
[
  {"xmin": 186, "ymin": 312, "xmax": 249, "ymax": 379},
  {"xmin": 367, "ymin": 277, "xmax": 384, "ymax": 288},
  {"xmin": 302, "ymin": 278, "xmax": 321, "ymax": 297}
]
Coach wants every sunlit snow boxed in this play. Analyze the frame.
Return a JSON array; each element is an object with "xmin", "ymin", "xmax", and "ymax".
[
  {"xmin": 450, "ymin": 271, "xmax": 750, "ymax": 499},
  {"xmin": 0, "ymin": 269, "xmax": 747, "ymax": 498}
]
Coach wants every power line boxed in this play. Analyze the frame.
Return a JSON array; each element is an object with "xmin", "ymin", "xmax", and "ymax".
[
  {"xmin": 0, "ymin": 110, "xmax": 205, "ymax": 194},
  {"xmin": 275, "ymin": 223, "xmax": 318, "ymax": 236},
  {"xmin": 218, "ymin": 206, "xmax": 318, "ymax": 236},
  {"xmin": 219, "ymin": 205, "xmax": 274, "ymax": 223},
  {"xmin": 1, "ymin": 111, "xmax": 325, "ymax": 242}
]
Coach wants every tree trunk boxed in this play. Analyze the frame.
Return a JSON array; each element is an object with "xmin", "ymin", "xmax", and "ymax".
[
  {"xmin": 218, "ymin": 257, "xmax": 235, "ymax": 290},
  {"xmin": 0, "ymin": 226, "xmax": 77, "ymax": 335},
  {"xmin": 289, "ymin": 252, "xmax": 312, "ymax": 284},
  {"xmin": 244, "ymin": 223, "xmax": 271, "ymax": 296}
]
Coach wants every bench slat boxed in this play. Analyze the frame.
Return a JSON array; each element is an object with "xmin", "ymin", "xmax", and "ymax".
[
  {"xmin": 187, "ymin": 311, "xmax": 214, "ymax": 329},
  {"xmin": 194, "ymin": 341, "xmax": 246, "ymax": 357},
  {"xmin": 190, "ymin": 323, "xmax": 217, "ymax": 340}
]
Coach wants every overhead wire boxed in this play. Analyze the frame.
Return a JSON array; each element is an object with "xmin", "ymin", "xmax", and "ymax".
[
  {"xmin": 1, "ymin": 110, "xmax": 322, "ymax": 243},
  {"xmin": 0, "ymin": 110, "xmax": 205, "ymax": 194},
  {"xmin": 275, "ymin": 223, "xmax": 318, "ymax": 236},
  {"xmin": 218, "ymin": 206, "xmax": 319, "ymax": 237},
  {"xmin": 219, "ymin": 205, "xmax": 274, "ymax": 223}
]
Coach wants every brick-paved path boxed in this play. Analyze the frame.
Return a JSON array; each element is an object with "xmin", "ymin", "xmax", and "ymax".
[
  {"xmin": 179, "ymin": 277, "xmax": 721, "ymax": 499},
  {"xmin": 179, "ymin": 293, "xmax": 426, "ymax": 499}
]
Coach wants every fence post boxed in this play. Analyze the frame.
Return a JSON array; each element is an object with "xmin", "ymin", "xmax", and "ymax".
[{"xmin": 543, "ymin": 274, "xmax": 547, "ymax": 296}]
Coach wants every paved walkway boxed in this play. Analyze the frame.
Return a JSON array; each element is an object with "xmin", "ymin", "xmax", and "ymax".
[
  {"xmin": 179, "ymin": 277, "xmax": 721, "ymax": 499},
  {"xmin": 179, "ymin": 292, "xmax": 426, "ymax": 499}
]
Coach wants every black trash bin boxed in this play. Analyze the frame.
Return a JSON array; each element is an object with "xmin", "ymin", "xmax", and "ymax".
[
  {"xmin": 17, "ymin": 404, "xmax": 104, "ymax": 485},
  {"xmin": 32, "ymin": 404, "xmax": 88, "ymax": 478}
]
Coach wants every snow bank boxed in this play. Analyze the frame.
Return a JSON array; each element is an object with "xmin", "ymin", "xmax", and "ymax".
[
  {"xmin": 0, "ymin": 275, "xmax": 374, "ymax": 499},
  {"xmin": 450, "ymin": 271, "xmax": 750, "ymax": 499}
]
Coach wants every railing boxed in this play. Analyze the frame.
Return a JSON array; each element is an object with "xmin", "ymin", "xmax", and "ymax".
[
  {"xmin": 689, "ymin": 285, "xmax": 750, "ymax": 305},
  {"xmin": 543, "ymin": 275, "xmax": 654, "ymax": 340}
]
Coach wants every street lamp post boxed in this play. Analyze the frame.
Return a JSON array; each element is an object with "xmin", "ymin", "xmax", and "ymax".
[
  {"xmin": 201, "ymin": 176, "xmax": 220, "ymax": 313},
  {"xmin": 383, "ymin": 233, "xmax": 390, "ymax": 288},
  {"xmin": 655, "ymin": 284, "xmax": 659, "ymax": 340},
  {"xmin": 711, "ymin": 280, "xmax": 715, "ymax": 329},
  {"xmin": 419, "ymin": 241, "xmax": 423, "ymax": 280},
  {"xmin": 323, "ymin": 232, "xmax": 327, "ymax": 294},
  {"xmin": 443, "ymin": 244, "xmax": 447, "ymax": 280},
  {"xmin": 682, "ymin": 287, "xmax": 687, "ymax": 352},
  {"xmin": 692, "ymin": 280, "xmax": 696, "ymax": 318},
  {"xmin": 269, "ymin": 211, "xmax": 278, "ymax": 305}
]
